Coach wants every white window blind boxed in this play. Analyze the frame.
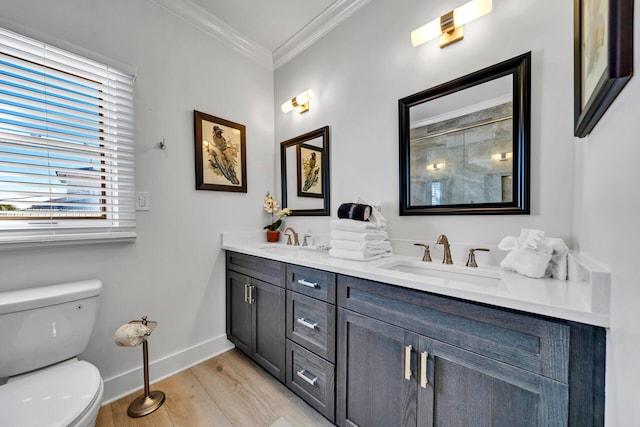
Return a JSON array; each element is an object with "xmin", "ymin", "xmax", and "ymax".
[{"xmin": 0, "ymin": 27, "xmax": 136, "ymax": 246}]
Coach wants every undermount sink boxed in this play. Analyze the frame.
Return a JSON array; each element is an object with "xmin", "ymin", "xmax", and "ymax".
[
  {"xmin": 377, "ymin": 259, "xmax": 502, "ymax": 286},
  {"xmin": 257, "ymin": 244, "xmax": 299, "ymax": 256},
  {"xmin": 257, "ymin": 244, "xmax": 329, "ymax": 257}
]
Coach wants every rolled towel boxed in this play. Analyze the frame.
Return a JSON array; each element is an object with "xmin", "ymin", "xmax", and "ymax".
[
  {"xmin": 330, "ymin": 239, "xmax": 391, "ymax": 251},
  {"xmin": 355, "ymin": 197, "xmax": 387, "ymax": 227},
  {"xmin": 337, "ymin": 203, "xmax": 372, "ymax": 221},
  {"xmin": 330, "ymin": 219, "xmax": 383, "ymax": 232},
  {"xmin": 114, "ymin": 323, "xmax": 150, "ymax": 347},
  {"xmin": 330, "ymin": 229, "xmax": 388, "ymax": 242},
  {"xmin": 546, "ymin": 237, "xmax": 569, "ymax": 280}
]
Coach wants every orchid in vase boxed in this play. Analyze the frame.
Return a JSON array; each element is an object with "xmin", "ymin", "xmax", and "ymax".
[{"xmin": 263, "ymin": 192, "xmax": 292, "ymax": 231}]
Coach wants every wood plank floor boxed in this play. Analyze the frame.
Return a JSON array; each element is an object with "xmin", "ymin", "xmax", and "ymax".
[{"xmin": 96, "ymin": 349, "xmax": 334, "ymax": 427}]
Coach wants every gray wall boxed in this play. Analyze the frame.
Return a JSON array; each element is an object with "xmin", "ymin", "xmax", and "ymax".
[
  {"xmin": 275, "ymin": 0, "xmax": 640, "ymax": 425},
  {"xmin": 0, "ymin": 0, "xmax": 275, "ymax": 401}
]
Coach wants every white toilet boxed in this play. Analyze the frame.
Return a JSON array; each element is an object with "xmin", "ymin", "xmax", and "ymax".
[{"xmin": 0, "ymin": 280, "xmax": 104, "ymax": 427}]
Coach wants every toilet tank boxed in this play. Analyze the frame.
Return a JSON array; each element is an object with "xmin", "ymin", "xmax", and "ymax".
[{"xmin": 0, "ymin": 280, "xmax": 102, "ymax": 379}]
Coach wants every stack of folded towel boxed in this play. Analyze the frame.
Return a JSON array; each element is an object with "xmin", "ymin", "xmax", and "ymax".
[
  {"xmin": 329, "ymin": 201, "xmax": 392, "ymax": 261},
  {"xmin": 498, "ymin": 229, "xmax": 569, "ymax": 279}
]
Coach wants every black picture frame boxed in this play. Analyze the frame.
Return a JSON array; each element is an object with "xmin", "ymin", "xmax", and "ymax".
[
  {"xmin": 574, "ymin": 0, "xmax": 633, "ymax": 138},
  {"xmin": 280, "ymin": 126, "xmax": 330, "ymax": 216},
  {"xmin": 194, "ymin": 110, "xmax": 247, "ymax": 192},
  {"xmin": 398, "ymin": 52, "xmax": 531, "ymax": 215}
]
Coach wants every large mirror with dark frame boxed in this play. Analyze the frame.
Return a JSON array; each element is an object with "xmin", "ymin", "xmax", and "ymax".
[
  {"xmin": 399, "ymin": 52, "xmax": 531, "ymax": 215},
  {"xmin": 280, "ymin": 126, "xmax": 330, "ymax": 216}
]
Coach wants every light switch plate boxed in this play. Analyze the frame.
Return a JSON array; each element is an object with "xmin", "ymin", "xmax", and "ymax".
[{"xmin": 136, "ymin": 192, "xmax": 150, "ymax": 211}]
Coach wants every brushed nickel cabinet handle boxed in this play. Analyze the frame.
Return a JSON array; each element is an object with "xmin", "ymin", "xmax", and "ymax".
[
  {"xmin": 420, "ymin": 351, "xmax": 429, "ymax": 388},
  {"xmin": 248, "ymin": 285, "xmax": 255, "ymax": 304},
  {"xmin": 296, "ymin": 317, "xmax": 318, "ymax": 330},
  {"xmin": 244, "ymin": 284, "xmax": 249, "ymax": 303},
  {"xmin": 404, "ymin": 345, "xmax": 413, "ymax": 380},
  {"xmin": 296, "ymin": 369, "xmax": 318, "ymax": 386},
  {"xmin": 297, "ymin": 279, "xmax": 319, "ymax": 288}
]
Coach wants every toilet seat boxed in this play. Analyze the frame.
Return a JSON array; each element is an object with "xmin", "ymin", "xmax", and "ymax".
[{"xmin": 0, "ymin": 360, "xmax": 102, "ymax": 427}]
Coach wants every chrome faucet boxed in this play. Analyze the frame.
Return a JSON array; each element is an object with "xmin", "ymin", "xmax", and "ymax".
[
  {"xmin": 283, "ymin": 227, "xmax": 300, "ymax": 246},
  {"xmin": 436, "ymin": 234, "xmax": 453, "ymax": 264}
]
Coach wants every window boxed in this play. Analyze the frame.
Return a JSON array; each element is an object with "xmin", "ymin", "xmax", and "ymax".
[{"xmin": 0, "ymin": 27, "xmax": 135, "ymax": 246}]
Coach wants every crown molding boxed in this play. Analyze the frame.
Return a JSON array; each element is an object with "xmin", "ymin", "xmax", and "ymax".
[
  {"xmin": 148, "ymin": 0, "xmax": 273, "ymax": 70},
  {"xmin": 273, "ymin": 0, "xmax": 374, "ymax": 69},
  {"xmin": 147, "ymin": 0, "xmax": 372, "ymax": 71}
]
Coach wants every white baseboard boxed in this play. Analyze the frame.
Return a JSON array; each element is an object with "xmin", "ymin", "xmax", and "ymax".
[{"xmin": 101, "ymin": 334, "xmax": 234, "ymax": 404}]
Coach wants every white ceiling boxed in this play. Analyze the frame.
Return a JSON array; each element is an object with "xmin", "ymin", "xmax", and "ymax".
[{"xmin": 190, "ymin": 0, "xmax": 337, "ymax": 52}]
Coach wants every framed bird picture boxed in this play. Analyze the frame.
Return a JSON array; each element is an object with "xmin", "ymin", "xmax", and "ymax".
[
  {"xmin": 194, "ymin": 110, "xmax": 247, "ymax": 192},
  {"xmin": 296, "ymin": 143, "xmax": 323, "ymax": 198}
]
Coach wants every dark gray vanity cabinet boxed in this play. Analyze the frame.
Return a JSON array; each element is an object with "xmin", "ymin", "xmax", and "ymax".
[
  {"xmin": 226, "ymin": 252, "xmax": 286, "ymax": 382},
  {"xmin": 285, "ymin": 264, "xmax": 337, "ymax": 422},
  {"xmin": 336, "ymin": 275, "xmax": 605, "ymax": 427},
  {"xmin": 225, "ymin": 252, "xmax": 605, "ymax": 427}
]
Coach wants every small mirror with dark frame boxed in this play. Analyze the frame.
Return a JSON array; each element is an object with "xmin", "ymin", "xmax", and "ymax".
[
  {"xmin": 281, "ymin": 126, "xmax": 330, "ymax": 216},
  {"xmin": 399, "ymin": 52, "xmax": 531, "ymax": 215}
]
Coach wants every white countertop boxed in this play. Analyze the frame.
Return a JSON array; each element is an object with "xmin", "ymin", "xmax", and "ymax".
[{"xmin": 222, "ymin": 232, "xmax": 610, "ymax": 327}]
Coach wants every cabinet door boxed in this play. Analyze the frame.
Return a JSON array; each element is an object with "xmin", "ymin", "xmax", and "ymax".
[
  {"xmin": 252, "ymin": 278, "xmax": 286, "ymax": 382},
  {"xmin": 337, "ymin": 308, "xmax": 418, "ymax": 427},
  {"xmin": 226, "ymin": 270, "xmax": 252, "ymax": 355},
  {"xmin": 418, "ymin": 336, "xmax": 568, "ymax": 427}
]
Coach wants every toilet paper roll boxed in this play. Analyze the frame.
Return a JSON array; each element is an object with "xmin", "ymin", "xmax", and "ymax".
[{"xmin": 114, "ymin": 323, "xmax": 150, "ymax": 347}]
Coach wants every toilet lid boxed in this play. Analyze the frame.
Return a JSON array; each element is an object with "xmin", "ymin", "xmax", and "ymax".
[{"xmin": 0, "ymin": 360, "xmax": 102, "ymax": 427}]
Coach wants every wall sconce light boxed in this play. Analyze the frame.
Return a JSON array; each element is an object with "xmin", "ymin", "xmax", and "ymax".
[
  {"xmin": 281, "ymin": 89, "xmax": 315, "ymax": 114},
  {"xmin": 491, "ymin": 152, "xmax": 513, "ymax": 161},
  {"xmin": 411, "ymin": 0, "xmax": 492, "ymax": 48},
  {"xmin": 427, "ymin": 162, "xmax": 445, "ymax": 171}
]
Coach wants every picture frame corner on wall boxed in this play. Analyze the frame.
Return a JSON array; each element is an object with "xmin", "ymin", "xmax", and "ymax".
[
  {"xmin": 573, "ymin": 0, "xmax": 633, "ymax": 138},
  {"xmin": 194, "ymin": 110, "xmax": 247, "ymax": 193}
]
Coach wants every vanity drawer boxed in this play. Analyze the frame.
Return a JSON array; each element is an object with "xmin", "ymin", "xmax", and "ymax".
[
  {"xmin": 286, "ymin": 339, "xmax": 335, "ymax": 422},
  {"xmin": 287, "ymin": 291, "xmax": 336, "ymax": 362},
  {"xmin": 226, "ymin": 251, "xmax": 285, "ymax": 287},
  {"xmin": 337, "ymin": 274, "xmax": 571, "ymax": 382},
  {"xmin": 287, "ymin": 264, "xmax": 336, "ymax": 303}
]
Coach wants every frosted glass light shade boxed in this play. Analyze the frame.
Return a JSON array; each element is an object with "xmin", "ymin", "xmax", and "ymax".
[
  {"xmin": 281, "ymin": 89, "xmax": 315, "ymax": 114},
  {"xmin": 411, "ymin": 0, "xmax": 492, "ymax": 48}
]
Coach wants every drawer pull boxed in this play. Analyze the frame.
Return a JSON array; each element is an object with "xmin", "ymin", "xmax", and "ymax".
[
  {"xmin": 297, "ymin": 279, "xmax": 319, "ymax": 288},
  {"xmin": 243, "ymin": 284, "xmax": 249, "ymax": 303},
  {"xmin": 297, "ymin": 317, "xmax": 318, "ymax": 330},
  {"xmin": 296, "ymin": 369, "xmax": 318, "ymax": 386},
  {"xmin": 404, "ymin": 345, "xmax": 413, "ymax": 380},
  {"xmin": 420, "ymin": 351, "xmax": 428, "ymax": 388}
]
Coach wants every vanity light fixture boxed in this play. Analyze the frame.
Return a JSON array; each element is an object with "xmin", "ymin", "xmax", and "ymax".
[
  {"xmin": 411, "ymin": 0, "xmax": 492, "ymax": 48},
  {"xmin": 281, "ymin": 89, "xmax": 315, "ymax": 114},
  {"xmin": 492, "ymin": 152, "xmax": 513, "ymax": 161},
  {"xmin": 427, "ymin": 162, "xmax": 445, "ymax": 171}
]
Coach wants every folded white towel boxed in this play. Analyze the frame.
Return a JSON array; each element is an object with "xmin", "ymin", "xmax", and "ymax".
[
  {"xmin": 329, "ymin": 247, "xmax": 392, "ymax": 261},
  {"xmin": 330, "ymin": 229, "xmax": 388, "ymax": 242},
  {"xmin": 330, "ymin": 219, "xmax": 384, "ymax": 232},
  {"xmin": 114, "ymin": 323, "xmax": 150, "ymax": 347},
  {"xmin": 518, "ymin": 228, "xmax": 545, "ymax": 249},
  {"xmin": 498, "ymin": 231, "xmax": 569, "ymax": 279},
  {"xmin": 330, "ymin": 239, "xmax": 391, "ymax": 251},
  {"xmin": 500, "ymin": 248, "xmax": 552, "ymax": 278}
]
